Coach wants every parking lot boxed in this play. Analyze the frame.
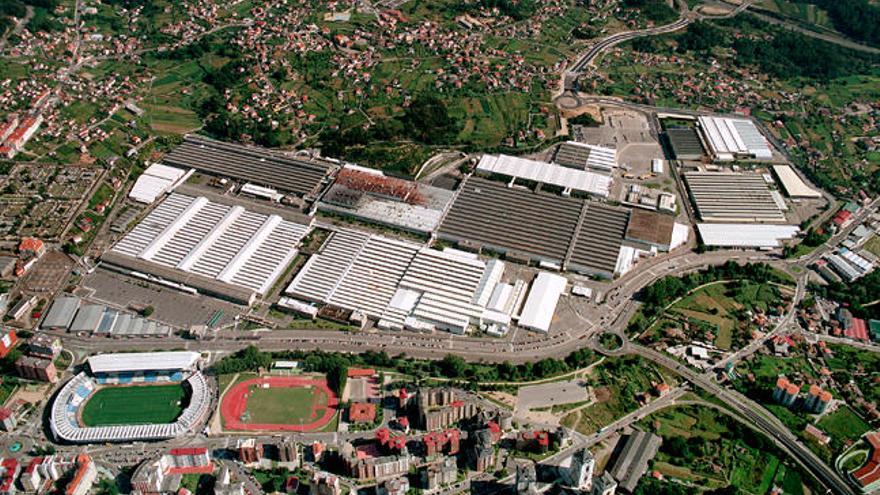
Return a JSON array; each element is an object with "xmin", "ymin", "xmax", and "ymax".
[{"xmin": 82, "ymin": 268, "xmax": 243, "ymax": 329}]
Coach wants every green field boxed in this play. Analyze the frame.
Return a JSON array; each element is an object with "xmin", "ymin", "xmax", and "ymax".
[
  {"xmin": 80, "ymin": 384, "xmax": 187, "ymax": 426},
  {"xmin": 818, "ymin": 406, "xmax": 872, "ymax": 450},
  {"xmin": 646, "ymin": 281, "xmax": 788, "ymax": 351},
  {"xmin": 864, "ymin": 235, "xmax": 880, "ymax": 258},
  {"xmin": 637, "ymin": 405, "xmax": 806, "ymax": 493},
  {"xmin": 242, "ymin": 385, "xmax": 324, "ymax": 425},
  {"xmin": 561, "ymin": 356, "xmax": 676, "ymax": 435}
]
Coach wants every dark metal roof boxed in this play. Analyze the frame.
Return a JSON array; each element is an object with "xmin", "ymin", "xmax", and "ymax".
[
  {"xmin": 438, "ymin": 177, "xmax": 581, "ymax": 263},
  {"xmin": 163, "ymin": 135, "xmax": 334, "ymax": 197},
  {"xmin": 437, "ymin": 177, "xmax": 630, "ymax": 276},
  {"xmin": 568, "ymin": 202, "xmax": 630, "ymax": 275},
  {"xmin": 665, "ymin": 128, "xmax": 704, "ymax": 159}
]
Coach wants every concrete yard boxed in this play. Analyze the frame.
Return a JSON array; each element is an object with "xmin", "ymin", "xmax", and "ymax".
[{"xmin": 515, "ymin": 378, "xmax": 592, "ymax": 419}]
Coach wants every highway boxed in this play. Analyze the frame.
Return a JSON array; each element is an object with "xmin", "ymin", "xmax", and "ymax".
[
  {"xmin": 628, "ymin": 344, "xmax": 855, "ymax": 495},
  {"xmin": 567, "ymin": 17, "xmax": 691, "ymax": 74}
]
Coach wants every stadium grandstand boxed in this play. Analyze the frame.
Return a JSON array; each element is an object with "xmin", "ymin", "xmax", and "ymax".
[
  {"xmin": 102, "ymin": 191, "xmax": 312, "ymax": 305},
  {"xmin": 50, "ymin": 352, "xmax": 211, "ymax": 443}
]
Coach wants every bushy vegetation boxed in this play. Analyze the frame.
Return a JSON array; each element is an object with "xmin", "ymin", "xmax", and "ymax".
[
  {"xmin": 455, "ymin": 0, "xmax": 538, "ymax": 21},
  {"xmin": 210, "ymin": 345, "xmax": 273, "ymax": 375},
  {"xmin": 622, "ymin": 0, "xmax": 679, "ymax": 24},
  {"xmin": 808, "ymin": 0, "xmax": 880, "ymax": 47},
  {"xmin": 212, "ymin": 347, "xmax": 598, "ymax": 391},
  {"xmin": 638, "ymin": 405, "xmax": 814, "ymax": 494},
  {"xmin": 0, "ymin": 0, "xmax": 59, "ymax": 33},
  {"xmin": 810, "ymin": 269, "xmax": 880, "ymax": 319},
  {"xmin": 633, "ymin": 17, "xmax": 880, "ymax": 80},
  {"xmin": 733, "ymin": 30, "xmax": 878, "ymax": 79},
  {"xmin": 567, "ymin": 113, "xmax": 600, "ymax": 127},
  {"xmin": 629, "ymin": 262, "xmax": 792, "ymax": 333}
]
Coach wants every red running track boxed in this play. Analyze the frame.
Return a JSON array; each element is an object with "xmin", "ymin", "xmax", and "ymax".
[{"xmin": 220, "ymin": 376, "xmax": 338, "ymax": 432}]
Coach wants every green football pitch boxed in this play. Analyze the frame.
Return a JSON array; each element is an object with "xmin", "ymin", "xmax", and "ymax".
[
  {"xmin": 80, "ymin": 384, "xmax": 187, "ymax": 426},
  {"xmin": 242, "ymin": 386, "xmax": 324, "ymax": 425}
]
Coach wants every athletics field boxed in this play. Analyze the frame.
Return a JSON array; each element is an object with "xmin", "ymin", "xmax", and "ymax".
[
  {"xmin": 80, "ymin": 383, "xmax": 187, "ymax": 426},
  {"xmin": 220, "ymin": 376, "xmax": 338, "ymax": 432}
]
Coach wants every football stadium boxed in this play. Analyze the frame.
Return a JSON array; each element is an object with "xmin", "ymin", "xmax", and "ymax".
[
  {"xmin": 50, "ymin": 352, "xmax": 212, "ymax": 443},
  {"xmin": 220, "ymin": 376, "xmax": 338, "ymax": 432}
]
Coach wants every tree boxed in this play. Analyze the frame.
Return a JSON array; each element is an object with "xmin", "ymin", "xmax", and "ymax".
[
  {"xmin": 437, "ymin": 354, "xmax": 468, "ymax": 378},
  {"xmin": 402, "ymin": 95, "xmax": 459, "ymax": 144}
]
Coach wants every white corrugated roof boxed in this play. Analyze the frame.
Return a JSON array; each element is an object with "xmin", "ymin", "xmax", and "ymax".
[
  {"xmin": 518, "ymin": 272, "xmax": 567, "ymax": 333},
  {"xmin": 112, "ymin": 193, "xmax": 310, "ymax": 295},
  {"xmin": 697, "ymin": 224, "xmax": 799, "ymax": 248},
  {"xmin": 698, "ymin": 116, "xmax": 772, "ymax": 160},
  {"xmin": 772, "ymin": 165, "xmax": 821, "ymax": 198},
  {"xmin": 88, "ymin": 351, "xmax": 201, "ymax": 373},
  {"xmin": 129, "ymin": 164, "xmax": 187, "ymax": 204},
  {"xmin": 477, "ymin": 154, "xmax": 611, "ymax": 197}
]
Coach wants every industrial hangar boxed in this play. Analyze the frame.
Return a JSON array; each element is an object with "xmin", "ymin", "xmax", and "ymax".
[
  {"xmin": 553, "ymin": 141, "xmax": 618, "ymax": 173},
  {"xmin": 695, "ymin": 116, "xmax": 773, "ymax": 162},
  {"xmin": 102, "ymin": 191, "xmax": 312, "ymax": 305},
  {"xmin": 95, "ymin": 133, "xmax": 691, "ymax": 335},
  {"xmin": 162, "ymin": 135, "xmax": 336, "ymax": 201},
  {"xmin": 285, "ymin": 228, "xmax": 514, "ymax": 335},
  {"xmin": 436, "ymin": 177, "xmax": 676, "ymax": 279},
  {"xmin": 684, "ymin": 172, "xmax": 787, "ymax": 223}
]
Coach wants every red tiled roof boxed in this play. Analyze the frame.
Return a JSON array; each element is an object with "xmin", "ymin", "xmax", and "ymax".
[
  {"xmin": 349, "ymin": 402, "xmax": 377, "ymax": 423},
  {"xmin": 846, "ymin": 318, "xmax": 869, "ymax": 341},
  {"xmin": 19, "ymin": 237, "xmax": 44, "ymax": 253},
  {"xmin": 832, "ymin": 210, "xmax": 852, "ymax": 226},
  {"xmin": 6, "ymin": 118, "xmax": 38, "ymax": 143},
  {"xmin": 65, "ymin": 455, "xmax": 93, "ymax": 495},
  {"xmin": 853, "ymin": 432, "xmax": 880, "ymax": 487},
  {"xmin": 347, "ymin": 368, "xmax": 376, "ymax": 378},
  {"xmin": 167, "ymin": 465, "xmax": 213, "ymax": 475},
  {"xmin": 25, "ymin": 457, "xmax": 43, "ymax": 474}
]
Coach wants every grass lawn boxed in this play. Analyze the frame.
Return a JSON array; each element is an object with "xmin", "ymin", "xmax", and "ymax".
[
  {"xmin": 660, "ymin": 281, "xmax": 783, "ymax": 351},
  {"xmin": 561, "ymin": 356, "xmax": 671, "ymax": 435},
  {"xmin": 243, "ymin": 385, "xmax": 326, "ymax": 425},
  {"xmin": 818, "ymin": 406, "xmax": 871, "ymax": 450},
  {"xmin": 864, "ymin": 235, "xmax": 880, "ymax": 258},
  {"xmin": 81, "ymin": 384, "xmax": 186, "ymax": 426},
  {"xmin": 0, "ymin": 377, "xmax": 18, "ymax": 405}
]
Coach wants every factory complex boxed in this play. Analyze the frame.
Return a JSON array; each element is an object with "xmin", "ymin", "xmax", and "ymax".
[{"xmin": 82, "ymin": 109, "xmax": 828, "ymax": 336}]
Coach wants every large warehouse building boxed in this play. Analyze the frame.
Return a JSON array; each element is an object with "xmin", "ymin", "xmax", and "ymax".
[
  {"xmin": 475, "ymin": 154, "xmax": 612, "ymax": 198},
  {"xmin": 437, "ymin": 177, "xmax": 632, "ymax": 278},
  {"xmin": 772, "ymin": 165, "xmax": 822, "ymax": 198},
  {"xmin": 696, "ymin": 224, "xmax": 799, "ymax": 249},
  {"xmin": 285, "ymin": 228, "xmax": 515, "ymax": 334},
  {"xmin": 684, "ymin": 172, "xmax": 787, "ymax": 223},
  {"xmin": 103, "ymin": 191, "xmax": 312, "ymax": 305},
  {"xmin": 553, "ymin": 142, "xmax": 618, "ymax": 173},
  {"xmin": 162, "ymin": 135, "xmax": 336, "ymax": 200},
  {"xmin": 696, "ymin": 116, "xmax": 773, "ymax": 161}
]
